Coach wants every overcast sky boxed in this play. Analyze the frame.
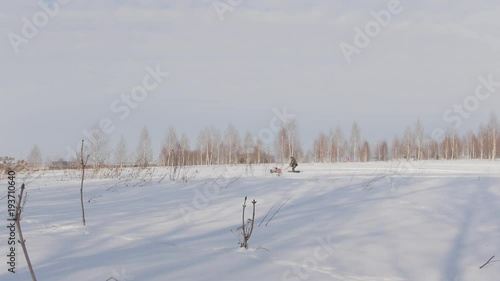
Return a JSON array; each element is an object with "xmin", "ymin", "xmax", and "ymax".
[{"xmin": 1, "ymin": 0, "xmax": 500, "ymax": 160}]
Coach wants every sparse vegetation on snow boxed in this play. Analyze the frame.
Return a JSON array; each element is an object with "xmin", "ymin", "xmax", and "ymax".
[{"xmin": 1, "ymin": 161, "xmax": 499, "ymax": 281}]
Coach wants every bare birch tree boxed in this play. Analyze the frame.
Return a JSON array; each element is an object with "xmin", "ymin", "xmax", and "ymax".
[
  {"xmin": 350, "ymin": 122, "xmax": 360, "ymax": 162},
  {"xmin": 360, "ymin": 141, "xmax": 371, "ymax": 162},
  {"xmin": 224, "ymin": 123, "xmax": 240, "ymax": 164},
  {"xmin": 488, "ymin": 112, "xmax": 498, "ymax": 160},
  {"xmin": 402, "ymin": 126, "xmax": 415, "ymax": 160},
  {"xmin": 136, "ymin": 126, "xmax": 153, "ymax": 167},
  {"xmin": 276, "ymin": 125, "xmax": 289, "ymax": 163},
  {"xmin": 88, "ymin": 124, "xmax": 110, "ymax": 170},
  {"xmin": 160, "ymin": 127, "xmax": 178, "ymax": 166},
  {"xmin": 179, "ymin": 133, "xmax": 190, "ymax": 166},
  {"xmin": 313, "ymin": 132, "xmax": 327, "ymax": 162},
  {"xmin": 428, "ymin": 138, "xmax": 439, "ymax": 159},
  {"xmin": 414, "ymin": 119, "xmax": 424, "ymax": 160},
  {"xmin": 114, "ymin": 135, "xmax": 128, "ymax": 168},
  {"xmin": 479, "ymin": 124, "xmax": 487, "ymax": 160},
  {"xmin": 464, "ymin": 131, "xmax": 477, "ymax": 159},
  {"xmin": 334, "ymin": 126, "xmax": 344, "ymax": 162},
  {"xmin": 253, "ymin": 137, "xmax": 264, "ymax": 164},
  {"xmin": 26, "ymin": 144, "xmax": 42, "ymax": 168},
  {"xmin": 243, "ymin": 132, "xmax": 253, "ymax": 164},
  {"xmin": 210, "ymin": 127, "xmax": 222, "ymax": 165},
  {"xmin": 392, "ymin": 136, "xmax": 401, "ymax": 159},
  {"xmin": 376, "ymin": 140, "xmax": 388, "ymax": 161},
  {"xmin": 286, "ymin": 120, "xmax": 300, "ymax": 159}
]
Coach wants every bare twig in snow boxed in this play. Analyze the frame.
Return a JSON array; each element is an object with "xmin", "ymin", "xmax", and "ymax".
[
  {"xmin": 265, "ymin": 194, "xmax": 294, "ymax": 227},
  {"xmin": 240, "ymin": 196, "xmax": 257, "ymax": 249},
  {"xmin": 79, "ymin": 140, "xmax": 90, "ymax": 226},
  {"xmin": 479, "ymin": 255, "xmax": 495, "ymax": 269},
  {"xmin": 259, "ymin": 203, "xmax": 276, "ymax": 227},
  {"xmin": 15, "ymin": 184, "xmax": 37, "ymax": 281}
]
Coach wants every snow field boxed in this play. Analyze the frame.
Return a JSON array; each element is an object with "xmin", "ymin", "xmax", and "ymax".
[{"xmin": 1, "ymin": 160, "xmax": 499, "ymax": 281}]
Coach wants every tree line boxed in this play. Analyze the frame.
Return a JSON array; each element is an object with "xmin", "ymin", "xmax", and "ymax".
[
  {"xmin": 311, "ymin": 113, "xmax": 499, "ymax": 162},
  {"xmin": 9, "ymin": 112, "xmax": 500, "ymax": 170}
]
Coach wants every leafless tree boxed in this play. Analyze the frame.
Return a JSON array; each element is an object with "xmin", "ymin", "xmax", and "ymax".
[
  {"xmin": 87, "ymin": 124, "xmax": 110, "ymax": 170},
  {"xmin": 136, "ymin": 126, "xmax": 153, "ymax": 167},
  {"xmin": 210, "ymin": 127, "xmax": 222, "ymax": 165},
  {"xmin": 414, "ymin": 119, "xmax": 424, "ymax": 160},
  {"xmin": 427, "ymin": 138, "xmax": 439, "ymax": 160},
  {"xmin": 225, "ymin": 123, "xmax": 240, "ymax": 165},
  {"xmin": 402, "ymin": 126, "xmax": 415, "ymax": 160},
  {"xmin": 463, "ymin": 131, "xmax": 477, "ymax": 160},
  {"xmin": 276, "ymin": 125, "xmax": 289, "ymax": 164},
  {"xmin": 479, "ymin": 124, "xmax": 487, "ymax": 160},
  {"xmin": 179, "ymin": 133, "xmax": 190, "ymax": 166},
  {"xmin": 488, "ymin": 112, "xmax": 498, "ymax": 160},
  {"xmin": 469, "ymin": 131, "xmax": 478, "ymax": 159},
  {"xmin": 442, "ymin": 129, "xmax": 460, "ymax": 160},
  {"xmin": 334, "ymin": 126, "xmax": 344, "ymax": 162},
  {"xmin": 253, "ymin": 137, "xmax": 263, "ymax": 164},
  {"xmin": 442, "ymin": 131, "xmax": 451, "ymax": 160},
  {"xmin": 392, "ymin": 136, "xmax": 401, "ymax": 159},
  {"xmin": 195, "ymin": 131, "xmax": 204, "ymax": 165},
  {"xmin": 160, "ymin": 133, "xmax": 189, "ymax": 181},
  {"xmin": 243, "ymin": 132, "xmax": 254, "ymax": 164},
  {"xmin": 286, "ymin": 120, "xmax": 301, "ymax": 159},
  {"xmin": 203, "ymin": 127, "xmax": 213, "ymax": 165},
  {"xmin": 326, "ymin": 129, "xmax": 334, "ymax": 162},
  {"xmin": 160, "ymin": 127, "xmax": 178, "ymax": 166},
  {"xmin": 376, "ymin": 140, "xmax": 388, "ymax": 161},
  {"xmin": 350, "ymin": 122, "xmax": 360, "ymax": 162},
  {"xmin": 360, "ymin": 141, "xmax": 371, "ymax": 162},
  {"xmin": 114, "ymin": 135, "xmax": 128, "ymax": 168},
  {"xmin": 196, "ymin": 126, "xmax": 222, "ymax": 165},
  {"xmin": 313, "ymin": 132, "xmax": 328, "ymax": 162},
  {"xmin": 274, "ymin": 120, "xmax": 302, "ymax": 163},
  {"xmin": 451, "ymin": 130, "xmax": 460, "ymax": 159},
  {"xmin": 26, "ymin": 144, "xmax": 42, "ymax": 168}
]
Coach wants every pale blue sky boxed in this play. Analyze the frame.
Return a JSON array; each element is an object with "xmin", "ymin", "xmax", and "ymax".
[{"xmin": 1, "ymin": 0, "xmax": 500, "ymax": 160}]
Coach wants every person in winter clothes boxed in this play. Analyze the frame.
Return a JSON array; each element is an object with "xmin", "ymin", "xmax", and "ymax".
[{"xmin": 289, "ymin": 156, "xmax": 298, "ymax": 171}]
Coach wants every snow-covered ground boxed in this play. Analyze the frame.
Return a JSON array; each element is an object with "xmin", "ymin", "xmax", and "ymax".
[{"xmin": 2, "ymin": 160, "xmax": 500, "ymax": 281}]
